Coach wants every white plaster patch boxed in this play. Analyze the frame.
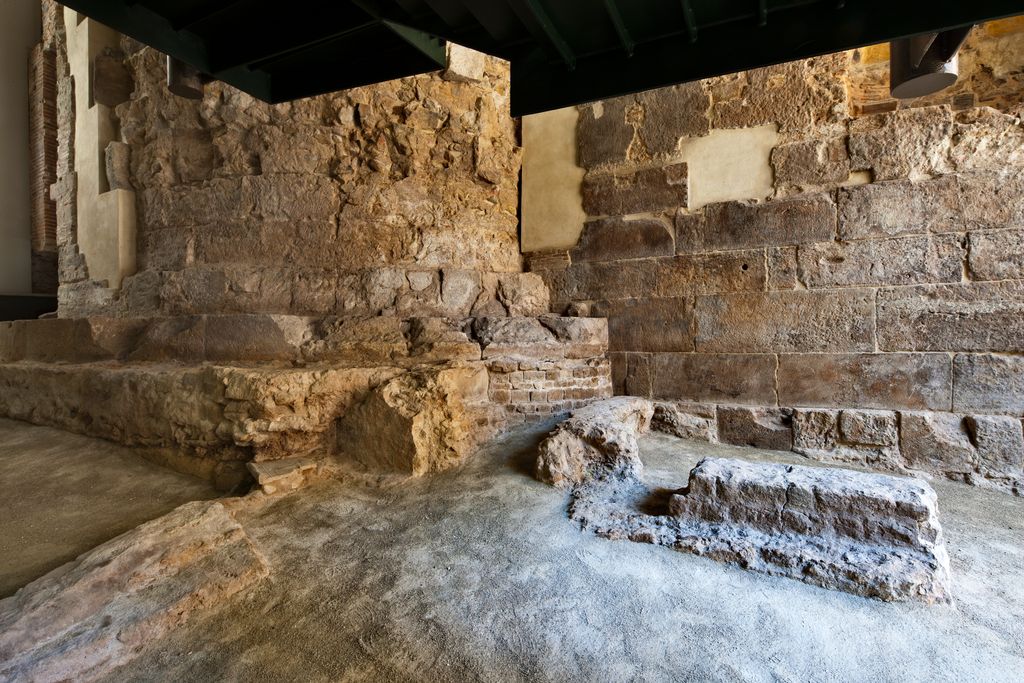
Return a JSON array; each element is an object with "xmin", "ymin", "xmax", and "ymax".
[
  {"xmin": 677, "ymin": 124, "xmax": 779, "ymax": 209},
  {"xmin": 520, "ymin": 106, "xmax": 587, "ymax": 252}
]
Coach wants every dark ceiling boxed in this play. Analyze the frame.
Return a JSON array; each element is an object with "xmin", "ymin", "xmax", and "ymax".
[{"xmin": 60, "ymin": 0, "xmax": 1024, "ymax": 115}]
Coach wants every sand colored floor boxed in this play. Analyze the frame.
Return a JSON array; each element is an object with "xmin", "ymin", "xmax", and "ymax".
[
  {"xmin": 88, "ymin": 423, "xmax": 1024, "ymax": 683},
  {"xmin": 0, "ymin": 419, "xmax": 220, "ymax": 597}
]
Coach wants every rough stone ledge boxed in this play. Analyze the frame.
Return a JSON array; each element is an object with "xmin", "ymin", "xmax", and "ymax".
[
  {"xmin": 666, "ymin": 458, "xmax": 951, "ymax": 603},
  {"xmin": 0, "ymin": 501, "xmax": 269, "ymax": 682},
  {"xmin": 0, "ymin": 314, "xmax": 607, "ymax": 366},
  {"xmin": 648, "ymin": 401, "xmax": 1023, "ymax": 497},
  {"xmin": 535, "ymin": 398, "xmax": 952, "ymax": 602}
]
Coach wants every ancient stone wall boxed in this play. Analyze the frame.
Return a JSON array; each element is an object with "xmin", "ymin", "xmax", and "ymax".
[
  {"xmin": 529, "ymin": 21, "xmax": 1024, "ymax": 493},
  {"xmin": 53, "ymin": 18, "xmax": 529, "ymax": 319}
]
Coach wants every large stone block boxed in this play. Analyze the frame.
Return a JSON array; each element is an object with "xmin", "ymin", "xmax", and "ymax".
[
  {"xmin": 695, "ymin": 290, "xmax": 875, "ymax": 353},
  {"xmin": 797, "ymin": 234, "xmax": 964, "ymax": 288},
  {"xmin": 544, "ymin": 260, "xmax": 656, "ymax": 304},
  {"xmin": 833, "ymin": 171, "xmax": 1024, "ymax": 240},
  {"xmin": 717, "ymin": 406, "xmax": 793, "ymax": 450},
  {"xmin": 848, "ymin": 106, "xmax": 955, "ymax": 180},
  {"xmin": 710, "ymin": 57, "xmax": 848, "ymax": 133},
  {"xmin": 771, "ymin": 138, "xmax": 850, "ymax": 188},
  {"xmin": 654, "ymin": 250, "xmax": 765, "ymax": 297},
  {"xmin": 953, "ymin": 354, "xmax": 1024, "ymax": 415},
  {"xmin": 570, "ymin": 217, "xmax": 674, "ymax": 263},
  {"xmin": 778, "ymin": 353, "xmax": 951, "ymax": 410},
  {"xmin": 650, "ymin": 353, "xmax": 776, "ymax": 405},
  {"xmin": 792, "ymin": 408, "xmax": 900, "ymax": 468},
  {"xmin": 591, "ymin": 297, "xmax": 694, "ymax": 353},
  {"xmin": 534, "ymin": 396, "xmax": 653, "ymax": 489},
  {"xmin": 581, "ymin": 163, "xmax": 688, "ymax": 216},
  {"xmin": 667, "ymin": 457, "xmax": 951, "ymax": 602},
  {"xmin": 899, "ymin": 412, "xmax": 978, "ymax": 475},
  {"xmin": 675, "ymin": 193, "xmax": 836, "ymax": 253},
  {"xmin": 650, "ymin": 401, "xmax": 716, "ymax": 441},
  {"xmin": 636, "ymin": 83, "xmax": 710, "ymax": 155},
  {"xmin": 968, "ymin": 229, "xmax": 1024, "ymax": 281},
  {"xmin": 971, "ymin": 415, "xmax": 1024, "ymax": 479},
  {"xmin": 877, "ymin": 282, "xmax": 1024, "ymax": 352},
  {"xmin": 576, "ymin": 98, "xmax": 632, "ymax": 169},
  {"xmin": 838, "ymin": 176, "xmax": 961, "ymax": 239},
  {"xmin": 0, "ymin": 501, "xmax": 268, "ymax": 682}
]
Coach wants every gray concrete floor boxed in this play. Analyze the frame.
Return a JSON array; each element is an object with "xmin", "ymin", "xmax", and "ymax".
[
  {"xmin": 0, "ymin": 418, "xmax": 220, "ymax": 597},
  {"xmin": 103, "ymin": 422, "xmax": 1024, "ymax": 683}
]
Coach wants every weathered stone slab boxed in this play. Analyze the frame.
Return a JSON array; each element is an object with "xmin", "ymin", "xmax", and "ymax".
[
  {"xmin": 590, "ymin": 297, "xmax": 694, "ymax": 353},
  {"xmin": 717, "ymin": 406, "xmax": 793, "ymax": 450},
  {"xmin": 581, "ymin": 163, "xmax": 688, "ymax": 216},
  {"xmin": 576, "ymin": 97, "xmax": 632, "ymax": 169},
  {"xmin": 654, "ymin": 250, "xmax": 765, "ymax": 296},
  {"xmin": 877, "ymin": 282, "xmax": 1024, "ymax": 352},
  {"xmin": 898, "ymin": 411, "xmax": 1024, "ymax": 486},
  {"xmin": 667, "ymin": 457, "xmax": 952, "ymax": 603},
  {"xmin": 797, "ymin": 234, "xmax": 964, "ymax": 288},
  {"xmin": 534, "ymin": 397, "xmax": 654, "ymax": 488},
  {"xmin": 0, "ymin": 501, "xmax": 268, "ymax": 682},
  {"xmin": 676, "ymin": 193, "xmax": 835, "ymax": 253},
  {"xmin": 840, "ymin": 410, "xmax": 899, "ymax": 447},
  {"xmin": 650, "ymin": 353, "xmax": 776, "ymax": 405},
  {"xmin": 710, "ymin": 57, "xmax": 847, "ymax": 133},
  {"xmin": 695, "ymin": 290, "xmax": 875, "ymax": 353},
  {"xmin": 838, "ymin": 176, "xmax": 961, "ymax": 239},
  {"xmin": 968, "ymin": 229, "xmax": 1024, "ymax": 281},
  {"xmin": 952, "ymin": 354, "xmax": 1024, "ymax": 415},
  {"xmin": 771, "ymin": 138, "xmax": 850, "ymax": 188},
  {"xmin": 247, "ymin": 458, "xmax": 318, "ymax": 494},
  {"xmin": 899, "ymin": 412, "xmax": 978, "ymax": 475},
  {"xmin": 543, "ymin": 260, "xmax": 656, "ymax": 304},
  {"xmin": 970, "ymin": 415, "xmax": 1024, "ymax": 479},
  {"xmin": 636, "ymin": 83, "xmax": 710, "ymax": 155},
  {"xmin": 570, "ymin": 217, "xmax": 674, "ymax": 263},
  {"xmin": 443, "ymin": 43, "xmax": 486, "ymax": 83},
  {"xmin": 848, "ymin": 107, "xmax": 955, "ymax": 181},
  {"xmin": 650, "ymin": 402, "xmax": 716, "ymax": 441},
  {"xmin": 792, "ymin": 408, "xmax": 900, "ymax": 468},
  {"xmin": 778, "ymin": 353, "xmax": 951, "ymax": 410}
]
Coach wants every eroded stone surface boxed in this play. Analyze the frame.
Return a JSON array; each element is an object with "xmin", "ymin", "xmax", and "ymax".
[
  {"xmin": 534, "ymin": 397, "xmax": 654, "ymax": 489},
  {"xmin": 0, "ymin": 501, "xmax": 268, "ymax": 681},
  {"xmin": 335, "ymin": 365, "xmax": 489, "ymax": 477},
  {"xmin": 650, "ymin": 402, "xmax": 717, "ymax": 442},
  {"xmin": 666, "ymin": 458, "xmax": 952, "ymax": 603}
]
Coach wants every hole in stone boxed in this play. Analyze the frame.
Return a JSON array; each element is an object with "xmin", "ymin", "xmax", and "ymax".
[{"xmin": 741, "ymin": 263, "xmax": 749, "ymax": 271}]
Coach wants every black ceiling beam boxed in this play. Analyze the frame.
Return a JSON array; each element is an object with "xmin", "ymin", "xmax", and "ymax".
[
  {"xmin": 602, "ymin": 0, "xmax": 635, "ymax": 56},
  {"xmin": 680, "ymin": 0, "xmax": 698, "ymax": 43},
  {"xmin": 511, "ymin": 0, "xmax": 1024, "ymax": 115},
  {"xmin": 517, "ymin": 0, "xmax": 575, "ymax": 69}
]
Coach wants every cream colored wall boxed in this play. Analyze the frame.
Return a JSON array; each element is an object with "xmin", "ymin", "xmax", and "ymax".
[
  {"xmin": 0, "ymin": 0, "xmax": 40, "ymax": 294},
  {"xmin": 64, "ymin": 10, "xmax": 136, "ymax": 289},
  {"xmin": 520, "ymin": 107, "xmax": 586, "ymax": 252}
]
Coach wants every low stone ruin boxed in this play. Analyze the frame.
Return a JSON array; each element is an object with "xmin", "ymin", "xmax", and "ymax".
[
  {"xmin": 0, "ymin": 314, "xmax": 612, "ymax": 490},
  {"xmin": 534, "ymin": 398, "xmax": 952, "ymax": 603}
]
